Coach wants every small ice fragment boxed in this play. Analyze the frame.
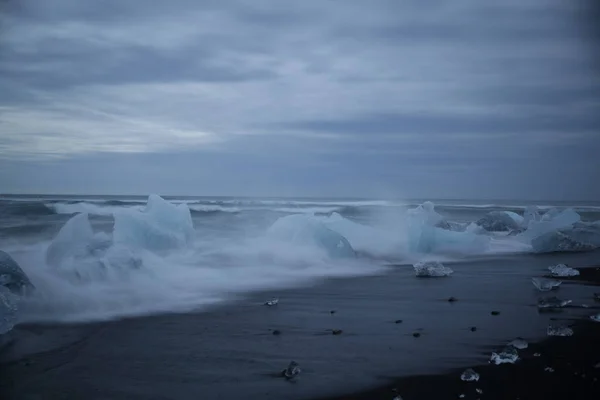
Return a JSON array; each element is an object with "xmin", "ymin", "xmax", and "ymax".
[
  {"xmin": 490, "ymin": 346, "xmax": 519, "ymax": 365},
  {"xmin": 545, "ymin": 367, "xmax": 554, "ymax": 373},
  {"xmin": 282, "ymin": 361, "xmax": 301, "ymax": 379},
  {"xmin": 548, "ymin": 264, "xmax": 579, "ymax": 277},
  {"xmin": 582, "ymin": 304, "xmax": 590, "ymax": 308},
  {"xmin": 590, "ymin": 313, "xmax": 600, "ymax": 322},
  {"xmin": 459, "ymin": 395, "xmax": 465, "ymax": 399},
  {"xmin": 534, "ymin": 353, "xmax": 541, "ymax": 357},
  {"xmin": 460, "ymin": 368, "xmax": 480, "ymax": 382},
  {"xmin": 476, "ymin": 388, "xmax": 483, "ymax": 395},
  {"xmin": 393, "ymin": 396, "xmax": 403, "ymax": 400},
  {"xmin": 538, "ymin": 296, "xmax": 572, "ymax": 309},
  {"xmin": 531, "ymin": 277, "xmax": 562, "ymax": 291},
  {"xmin": 413, "ymin": 261, "xmax": 453, "ymax": 277},
  {"xmin": 547, "ymin": 325, "xmax": 573, "ymax": 336},
  {"xmin": 265, "ymin": 298, "xmax": 279, "ymax": 306},
  {"xmin": 508, "ymin": 338, "xmax": 529, "ymax": 350}
]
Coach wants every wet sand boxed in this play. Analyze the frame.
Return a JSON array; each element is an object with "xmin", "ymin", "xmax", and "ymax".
[{"xmin": 1, "ymin": 251, "xmax": 600, "ymax": 400}]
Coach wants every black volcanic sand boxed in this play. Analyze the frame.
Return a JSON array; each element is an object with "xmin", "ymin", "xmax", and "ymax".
[{"xmin": 1, "ymin": 251, "xmax": 600, "ymax": 400}]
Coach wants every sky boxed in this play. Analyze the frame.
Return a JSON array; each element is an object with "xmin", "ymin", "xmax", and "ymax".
[{"xmin": 0, "ymin": 0, "xmax": 599, "ymax": 200}]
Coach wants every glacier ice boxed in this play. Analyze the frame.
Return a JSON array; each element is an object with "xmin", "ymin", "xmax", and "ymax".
[
  {"xmin": 407, "ymin": 203, "xmax": 490, "ymax": 255},
  {"xmin": 547, "ymin": 325, "xmax": 573, "ymax": 337},
  {"xmin": 460, "ymin": 368, "xmax": 480, "ymax": 382},
  {"xmin": 413, "ymin": 261, "xmax": 453, "ymax": 277},
  {"xmin": 490, "ymin": 346, "xmax": 519, "ymax": 365},
  {"xmin": 267, "ymin": 214, "xmax": 356, "ymax": 258},
  {"xmin": 519, "ymin": 208, "xmax": 580, "ymax": 242},
  {"xmin": 531, "ymin": 223, "xmax": 600, "ymax": 253},
  {"xmin": 548, "ymin": 264, "xmax": 579, "ymax": 277},
  {"xmin": 113, "ymin": 195, "xmax": 195, "ymax": 252},
  {"xmin": 0, "ymin": 250, "xmax": 34, "ymax": 293},
  {"xmin": 476, "ymin": 211, "xmax": 521, "ymax": 232},
  {"xmin": 537, "ymin": 296, "xmax": 572, "ymax": 309},
  {"xmin": 46, "ymin": 212, "xmax": 96, "ymax": 267},
  {"xmin": 523, "ymin": 205, "xmax": 541, "ymax": 227},
  {"xmin": 531, "ymin": 277, "xmax": 562, "ymax": 291},
  {"xmin": 0, "ymin": 286, "xmax": 19, "ymax": 335}
]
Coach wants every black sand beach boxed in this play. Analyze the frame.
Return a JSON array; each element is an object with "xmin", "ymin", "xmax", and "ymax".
[{"xmin": 2, "ymin": 250, "xmax": 600, "ymax": 400}]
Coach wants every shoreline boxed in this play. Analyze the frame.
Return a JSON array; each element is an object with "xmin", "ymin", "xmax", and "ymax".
[
  {"xmin": 1, "ymin": 259, "xmax": 600, "ymax": 400},
  {"xmin": 321, "ymin": 266, "xmax": 600, "ymax": 400}
]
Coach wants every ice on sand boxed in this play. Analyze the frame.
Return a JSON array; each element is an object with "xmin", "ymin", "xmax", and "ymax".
[
  {"xmin": 0, "ymin": 286, "xmax": 19, "ymax": 335},
  {"xmin": 460, "ymin": 368, "xmax": 480, "ymax": 382},
  {"xmin": 267, "ymin": 214, "xmax": 356, "ymax": 258},
  {"xmin": 548, "ymin": 264, "xmax": 580, "ymax": 277},
  {"xmin": 113, "ymin": 195, "xmax": 195, "ymax": 252},
  {"xmin": 531, "ymin": 277, "xmax": 562, "ymax": 291},
  {"xmin": 0, "ymin": 250, "xmax": 34, "ymax": 293},
  {"xmin": 413, "ymin": 261, "xmax": 453, "ymax": 277},
  {"xmin": 537, "ymin": 296, "xmax": 572, "ymax": 309},
  {"xmin": 547, "ymin": 325, "xmax": 573, "ymax": 337},
  {"xmin": 282, "ymin": 361, "xmax": 301, "ymax": 379},
  {"xmin": 490, "ymin": 346, "xmax": 519, "ymax": 365},
  {"xmin": 508, "ymin": 338, "xmax": 528, "ymax": 350},
  {"xmin": 590, "ymin": 314, "xmax": 600, "ymax": 322},
  {"xmin": 264, "ymin": 298, "xmax": 279, "ymax": 306}
]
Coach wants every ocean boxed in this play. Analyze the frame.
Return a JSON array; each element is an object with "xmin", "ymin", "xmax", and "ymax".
[{"xmin": 1, "ymin": 195, "xmax": 600, "ymax": 399}]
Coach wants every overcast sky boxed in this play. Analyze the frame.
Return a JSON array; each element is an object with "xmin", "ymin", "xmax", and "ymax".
[{"xmin": 0, "ymin": 0, "xmax": 599, "ymax": 200}]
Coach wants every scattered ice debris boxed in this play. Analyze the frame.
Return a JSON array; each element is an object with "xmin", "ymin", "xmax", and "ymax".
[
  {"xmin": 476, "ymin": 388, "xmax": 483, "ymax": 395},
  {"xmin": 508, "ymin": 338, "xmax": 529, "ymax": 350},
  {"xmin": 460, "ymin": 368, "xmax": 480, "ymax": 382},
  {"xmin": 590, "ymin": 314, "xmax": 600, "ymax": 322},
  {"xmin": 282, "ymin": 361, "xmax": 301, "ymax": 379},
  {"xmin": 545, "ymin": 367, "xmax": 555, "ymax": 373},
  {"xmin": 534, "ymin": 353, "xmax": 541, "ymax": 357},
  {"xmin": 264, "ymin": 298, "xmax": 279, "ymax": 306},
  {"xmin": 537, "ymin": 296, "xmax": 572, "ymax": 309},
  {"xmin": 531, "ymin": 277, "xmax": 562, "ymax": 292},
  {"xmin": 548, "ymin": 264, "xmax": 579, "ymax": 277},
  {"xmin": 413, "ymin": 261, "xmax": 453, "ymax": 277},
  {"xmin": 547, "ymin": 325, "xmax": 573, "ymax": 337},
  {"xmin": 490, "ymin": 346, "xmax": 519, "ymax": 365}
]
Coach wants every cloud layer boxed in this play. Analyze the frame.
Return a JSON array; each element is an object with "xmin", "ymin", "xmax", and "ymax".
[{"xmin": 1, "ymin": 0, "xmax": 599, "ymax": 199}]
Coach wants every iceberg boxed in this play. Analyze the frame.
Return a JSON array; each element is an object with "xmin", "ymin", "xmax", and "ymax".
[
  {"xmin": 413, "ymin": 261, "xmax": 453, "ymax": 277},
  {"xmin": 407, "ymin": 203, "xmax": 490, "ymax": 255},
  {"xmin": 519, "ymin": 208, "xmax": 581, "ymax": 242},
  {"xmin": 460, "ymin": 368, "xmax": 480, "ymax": 382},
  {"xmin": 113, "ymin": 195, "xmax": 195, "ymax": 252},
  {"xmin": 523, "ymin": 205, "xmax": 541, "ymax": 227},
  {"xmin": 476, "ymin": 211, "xmax": 521, "ymax": 232},
  {"xmin": 46, "ymin": 212, "xmax": 96, "ymax": 267},
  {"xmin": 0, "ymin": 250, "xmax": 34, "ymax": 294},
  {"xmin": 548, "ymin": 264, "xmax": 579, "ymax": 277},
  {"xmin": 547, "ymin": 325, "xmax": 573, "ymax": 337},
  {"xmin": 267, "ymin": 214, "xmax": 356, "ymax": 258},
  {"xmin": 531, "ymin": 277, "xmax": 562, "ymax": 291},
  {"xmin": 531, "ymin": 227, "xmax": 599, "ymax": 253},
  {"xmin": 0, "ymin": 286, "xmax": 19, "ymax": 335},
  {"xmin": 490, "ymin": 346, "xmax": 519, "ymax": 365}
]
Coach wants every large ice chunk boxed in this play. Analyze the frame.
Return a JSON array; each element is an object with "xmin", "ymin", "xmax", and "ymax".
[
  {"xmin": 0, "ymin": 250, "xmax": 34, "ymax": 294},
  {"xmin": 523, "ymin": 206, "xmax": 541, "ymax": 227},
  {"xmin": 490, "ymin": 346, "xmax": 519, "ymax": 365},
  {"xmin": 0, "ymin": 286, "xmax": 19, "ymax": 335},
  {"xmin": 46, "ymin": 213, "xmax": 96, "ymax": 267},
  {"xmin": 476, "ymin": 211, "xmax": 521, "ymax": 232},
  {"xmin": 531, "ymin": 277, "xmax": 562, "ymax": 291},
  {"xmin": 519, "ymin": 208, "xmax": 581, "ymax": 242},
  {"xmin": 267, "ymin": 214, "xmax": 356, "ymax": 258},
  {"xmin": 413, "ymin": 261, "xmax": 453, "ymax": 277},
  {"xmin": 531, "ymin": 223, "xmax": 600, "ymax": 253},
  {"xmin": 113, "ymin": 195, "xmax": 194, "ymax": 252},
  {"xmin": 407, "ymin": 203, "xmax": 490, "ymax": 254},
  {"xmin": 548, "ymin": 264, "xmax": 579, "ymax": 277}
]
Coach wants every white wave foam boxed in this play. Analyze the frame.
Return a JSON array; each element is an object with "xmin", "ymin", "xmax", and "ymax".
[
  {"xmin": 273, "ymin": 207, "xmax": 342, "ymax": 214},
  {"xmin": 48, "ymin": 202, "xmax": 144, "ymax": 216},
  {"xmin": 188, "ymin": 205, "xmax": 241, "ymax": 213}
]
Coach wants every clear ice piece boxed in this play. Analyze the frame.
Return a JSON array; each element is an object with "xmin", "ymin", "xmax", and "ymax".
[
  {"xmin": 531, "ymin": 277, "xmax": 562, "ymax": 291},
  {"xmin": 283, "ymin": 360, "xmax": 301, "ymax": 379},
  {"xmin": 545, "ymin": 367, "xmax": 555, "ymax": 372},
  {"xmin": 538, "ymin": 296, "xmax": 572, "ymax": 309},
  {"xmin": 590, "ymin": 314, "xmax": 600, "ymax": 322},
  {"xmin": 413, "ymin": 261, "xmax": 453, "ymax": 277},
  {"xmin": 265, "ymin": 298, "xmax": 279, "ymax": 306},
  {"xmin": 547, "ymin": 325, "xmax": 573, "ymax": 336},
  {"xmin": 460, "ymin": 368, "xmax": 480, "ymax": 382},
  {"xmin": 548, "ymin": 264, "xmax": 579, "ymax": 277},
  {"xmin": 508, "ymin": 338, "xmax": 529, "ymax": 350},
  {"xmin": 490, "ymin": 346, "xmax": 519, "ymax": 365}
]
